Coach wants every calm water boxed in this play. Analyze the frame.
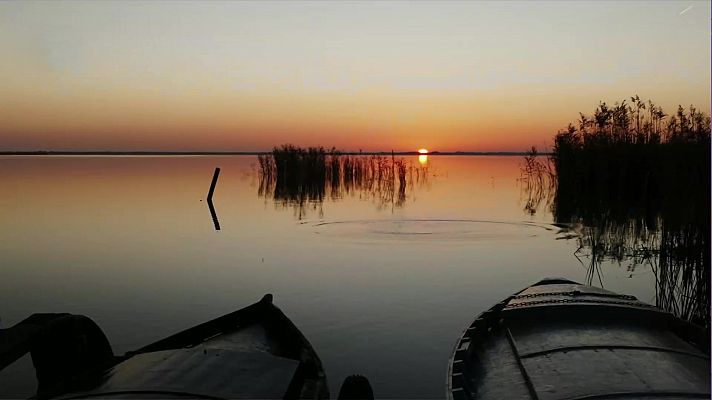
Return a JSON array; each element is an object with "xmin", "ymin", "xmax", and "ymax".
[{"xmin": 0, "ymin": 155, "xmax": 659, "ymax": 398}]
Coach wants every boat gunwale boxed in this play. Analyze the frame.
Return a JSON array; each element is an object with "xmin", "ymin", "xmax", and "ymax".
[
  {"xmin": 129, "ymin": 294, "xmax": 274, "ymax": 355},
  {"xmin": 127, "ymin": 293, "xmax": 329, "ymax": 399}
]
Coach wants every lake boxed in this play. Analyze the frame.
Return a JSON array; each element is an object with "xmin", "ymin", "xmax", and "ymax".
[{"xmin": 0, "ymin": 155, "xmax": 681, "ymax": 398}]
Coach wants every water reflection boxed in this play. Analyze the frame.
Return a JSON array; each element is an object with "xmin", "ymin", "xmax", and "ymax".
[
  {"xmin": 521, "ymin": 153, "xmax": 710, "ymax": 326},
  {"xmin": 518, "ymin": 149, "xmax": 555, "ymax": 216},
  {"xmin": 0, "ymin": 155, "xmax": 686, "ymax": 398},
  {"xmin": 258, "ymin": 150, "xmax": 431, "ymax": 219},
  {"xmin": 567, "ymin": 215, "xmax": 709, "ymax": 326},
  {"xmin": 207, "ymin": 199, "xmax": 220, "ymax": 231}
]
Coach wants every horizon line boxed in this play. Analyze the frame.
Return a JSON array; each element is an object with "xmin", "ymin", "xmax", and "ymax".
[{"xmin": 0, "ymin": 150, "xmax": 549, "ymax": 156}]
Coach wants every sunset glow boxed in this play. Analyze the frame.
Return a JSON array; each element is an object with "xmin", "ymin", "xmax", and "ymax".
[
  {"xmin": 0, "ymin": 1, "xmax": 709, "ymax": 152},
  {"xmin": 418, "ymin": 149, "xmax": 429, "ymax": 154}
]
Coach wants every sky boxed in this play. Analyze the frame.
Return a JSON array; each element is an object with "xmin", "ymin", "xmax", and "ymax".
[{"xmin": 0, "ymin": 1, "xmax": 709, "ymax": 152}]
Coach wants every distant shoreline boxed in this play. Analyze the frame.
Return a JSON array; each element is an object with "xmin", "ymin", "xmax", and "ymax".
[{"xmin": 0, "ymin": 151, "xmax": 546, "ymax": 156}]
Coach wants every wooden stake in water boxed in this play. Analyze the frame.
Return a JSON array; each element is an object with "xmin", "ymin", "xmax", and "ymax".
[
  {"xmin": 207, "ymin": 167, "xmax": 221, "ymax": 231},
  {"xmin": 207, "ymin": 167, "xmax": 221, "ymax": 201}
]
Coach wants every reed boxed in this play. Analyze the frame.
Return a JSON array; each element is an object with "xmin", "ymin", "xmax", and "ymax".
[
  {"xmin": 519, "ymin": 147, "xmax": 555, "ymax": 216},
  {"xmin": 523, "ymin": 96, "xmax": 710, "ymax": 325},
  {"xmin": 257, "ymin": 145, "xmax": 428, "ymax": 217},
  {"xmin": 551, "ymin": 98, "xmax": 710, "ymax": 227}
]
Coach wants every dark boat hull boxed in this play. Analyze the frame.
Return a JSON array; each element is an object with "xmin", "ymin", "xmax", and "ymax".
[
  {"xmin": 2, "ymin": 294, "xmax": 328, "ymax": 399},
  {"xmin": 447, "ymin": 278, "xmax": 710, "ymax": 400}
]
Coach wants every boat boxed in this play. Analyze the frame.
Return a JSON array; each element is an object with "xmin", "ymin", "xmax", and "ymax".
[
  {"xmin": 1, "ymin": 294, "xmax": 329, "ymax": 399},
  {"xmin": 446, "ymin": 277, "xmax": 710, "ymax": 400}
]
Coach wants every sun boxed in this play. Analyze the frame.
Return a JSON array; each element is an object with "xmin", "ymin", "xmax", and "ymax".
[{"xmin": 417, "ymin": 148, "xmax": 429, "ymax": 165}]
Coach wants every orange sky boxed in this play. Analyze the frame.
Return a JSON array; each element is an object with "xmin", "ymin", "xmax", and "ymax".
[{"xmin": 1, "ymin": 1, "xmax": 709, "ymax": 152}]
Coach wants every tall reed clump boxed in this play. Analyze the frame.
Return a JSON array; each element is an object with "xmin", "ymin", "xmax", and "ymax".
[
  {"xmin": 257, "ymin": 145, "xmax": 427, "ymax": 217},
  {"xmin": 551, "ymin": 97, "xmax": 710, "ymax": 226},
  {"xmin": 270, "ymin": 144, "xmax": 330, "ymax": 205},
  {"xmin": 543, "ymin": 95, "xmax": 710, "ymax": 326}
]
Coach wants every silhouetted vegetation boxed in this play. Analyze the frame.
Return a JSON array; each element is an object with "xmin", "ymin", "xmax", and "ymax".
[
  {"xmin": 519, "ymin": 147, "xmax": 555, "ymax": 216},
  {"xmin": 258, "ymin": 145, "xmax": 430, "ymax": 218},
  {"xmin": 552, "ymin": 98, "xmax": 709, "ymax": 229},
  {"xmin": 525, "ymin": 96, "xmax": 710, "ymax": 326}
]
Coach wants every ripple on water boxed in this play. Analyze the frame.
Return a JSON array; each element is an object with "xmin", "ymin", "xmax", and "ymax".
[{"xmin": 308, "ymin": 219, "xmax": 568, "ymax": 243}]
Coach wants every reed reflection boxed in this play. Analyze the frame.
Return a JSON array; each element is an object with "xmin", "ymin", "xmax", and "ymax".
[
  {"xmin": 257, "ymin": 146, "xmax": 431, "ymax": 219},
  {"xmin": 557, "ymin": 209, "xmax": 710, "ymax": 326},
  {"xmin": 518, "ymin": 147, "xmax": 555, "ymax": 217}
]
